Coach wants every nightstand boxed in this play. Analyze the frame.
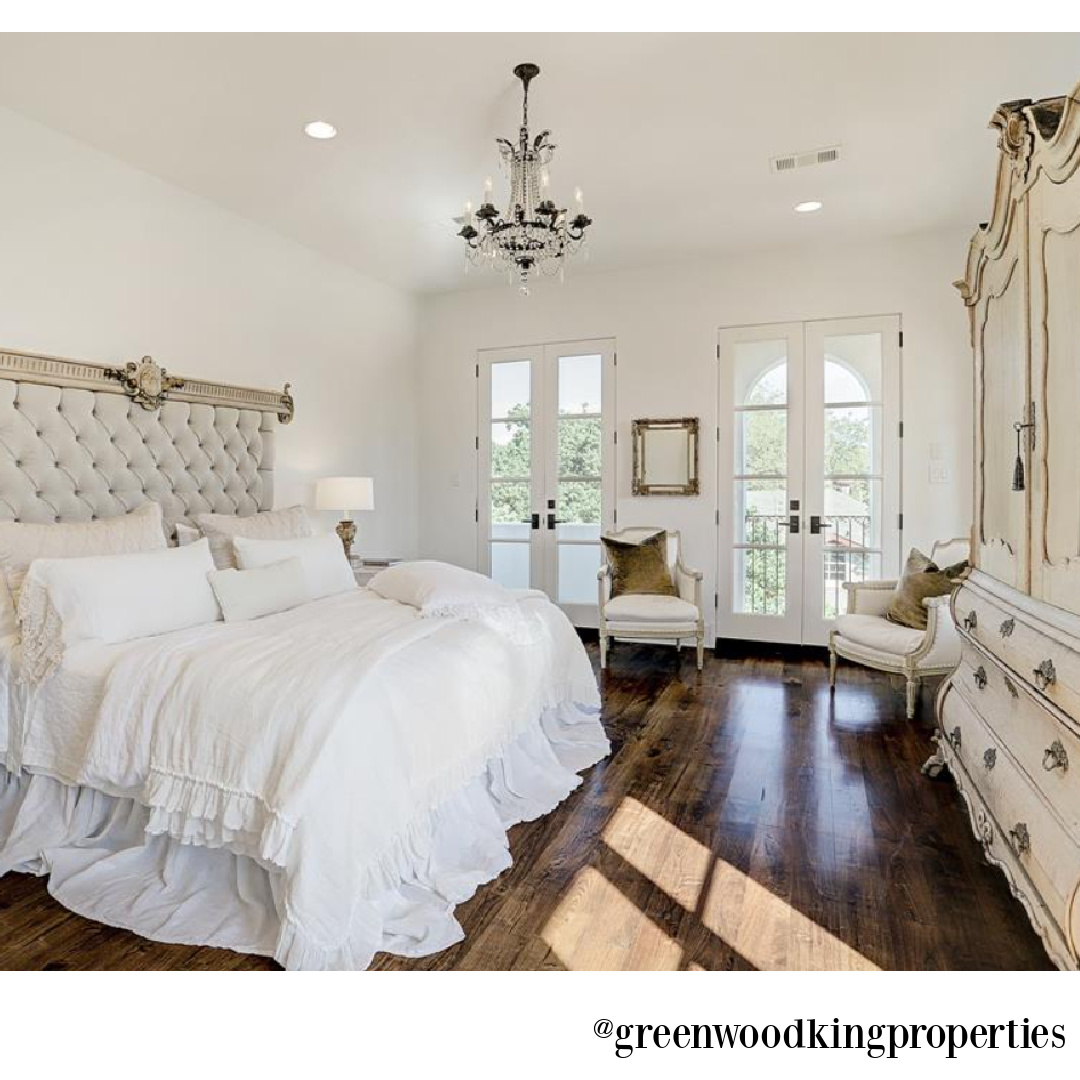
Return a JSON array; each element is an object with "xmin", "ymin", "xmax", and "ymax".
[{"xmin": 351, "ymin": 558, "xmax": 402, "ymax": 587}]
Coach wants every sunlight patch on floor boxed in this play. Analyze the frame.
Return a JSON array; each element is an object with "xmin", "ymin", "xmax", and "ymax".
[
  {"xmin": 541, "ymin": 796, "xmax": 878, "ymax": 971},
  {"xmin": 541, "ymin": 866, "xmax": 684, "ymax": 971}
]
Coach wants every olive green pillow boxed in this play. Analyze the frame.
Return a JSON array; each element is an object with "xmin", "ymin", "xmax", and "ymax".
[
  {"xmin": 602, "ymin": 532, "xmax": 677, "ymax": 599},
  {"xmin": 886, "ymin": 548, "xmax": 966, "ymax": 631}
]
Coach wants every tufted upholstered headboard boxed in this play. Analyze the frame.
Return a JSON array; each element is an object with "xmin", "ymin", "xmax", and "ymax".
[{"xmin": 0, "ymin": 347, "xmax": 294, "ymax": 539}]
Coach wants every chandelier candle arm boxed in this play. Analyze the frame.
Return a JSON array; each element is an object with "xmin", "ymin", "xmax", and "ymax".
[{"xmin": 456, "ymin": 62, "xmax": 594, "ymax": 295}]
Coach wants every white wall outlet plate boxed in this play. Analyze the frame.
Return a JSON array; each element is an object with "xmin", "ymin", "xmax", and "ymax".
[{"xmin": 929, "ymin": 461, "xmax": 949, "ymax": 484}]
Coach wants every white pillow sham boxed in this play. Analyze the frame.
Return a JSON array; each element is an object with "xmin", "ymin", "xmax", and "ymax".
[
  {"xmin": 368, "ymin": 559, "xmax": 514, "ymax": 616},
  {"xmin": 19, "ymin": 538, "xmax": 221, "ymax": 684},
  {"xmin": 208, "ymin": 557, "xmax": 310, "ymax": 622},
  {"xmin": 192, "ymin": 506, "xmax": 313, "ymax": 570},
  {"xmin": 233, "ymin": 534, "xmax": 355, "ymax": 602},
  {"xmin": 0, "ymin": 502, "xmax": 167, "ymax": 638}
]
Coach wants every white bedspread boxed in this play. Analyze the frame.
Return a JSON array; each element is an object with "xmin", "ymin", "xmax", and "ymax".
[{"xmin": 3, "ymin": 588, "xmax": 604, "ymax": 968}]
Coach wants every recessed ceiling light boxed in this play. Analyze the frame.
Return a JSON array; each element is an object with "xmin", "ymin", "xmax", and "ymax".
[
  {"xmin": 794, "ymin": 200, "xmax": 823, "ymax": 214},
  {"xmin": 304, "ymin": 121, "xmax": 337, "ymax": 140}
]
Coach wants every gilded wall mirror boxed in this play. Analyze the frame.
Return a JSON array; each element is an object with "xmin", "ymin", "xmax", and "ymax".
[{"xmin": 631, "ymin": 418, "xmax": 700, "ymax": 496}]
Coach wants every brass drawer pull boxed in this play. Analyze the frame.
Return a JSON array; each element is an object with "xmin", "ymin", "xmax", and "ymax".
[
  {"xmin": 973, "ymin": 665, "xmax": 988, "ymax": 690},
  {"xmin": 948, "ymin": 725, "xmax": 962, "ymax": 750},
  {"xmin": 962, "ymin": 611, "xmax": 978, "ymax": 632},
  {"xmin": 999, "ymin": 618, "xmax": 1015, "ymax": 638},
  {"xmin": 983, "ymin": 748, "xmax": 996, "ymax": 770},
  {"xmin": 1008, "ymin": 822, "xmax": 1031, "ymax": 854},
  {"xmin": 1043, "ymin": 740, "xmax": 1069, "ymax": 773},
  {"xmin": 1032, "ymin": 659, "xmax": 1057, "ymax": 690}
]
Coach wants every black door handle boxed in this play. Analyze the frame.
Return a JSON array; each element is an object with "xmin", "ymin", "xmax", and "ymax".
[
  {"xmin": 776, "ymin": 514, "xmax": 800, "ymax": 535},
  {"xmin": 520, "ymin": 513, "xmax": 540, "ymax": 530},
  {"xmin": 810, "ymin": 516, "xmax": 833, "ymax": 535}
]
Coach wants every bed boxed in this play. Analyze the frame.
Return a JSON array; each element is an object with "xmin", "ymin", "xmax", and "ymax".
[{"xmin": 0, "ymin": 348, "xmax": 608, "ymax": 970}]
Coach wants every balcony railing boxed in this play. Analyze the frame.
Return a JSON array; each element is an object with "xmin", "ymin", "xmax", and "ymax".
[{"xmin": 739, "ymin": 514, "xmax": 875, "ymax": 617}]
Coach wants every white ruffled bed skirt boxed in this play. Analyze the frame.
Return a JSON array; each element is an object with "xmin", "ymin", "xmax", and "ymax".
[{"xmin": 0, "ymin": 702, "xmax": 608, "ymax": 970}]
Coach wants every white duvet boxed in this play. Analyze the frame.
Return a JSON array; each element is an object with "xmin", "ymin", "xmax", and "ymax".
[{"xmin": 3, "ymin": 587, "xmax": 604, "ymax": 969}]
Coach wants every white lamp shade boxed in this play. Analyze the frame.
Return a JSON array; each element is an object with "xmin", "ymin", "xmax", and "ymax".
[{"xmin": 315, "ymin": 476, "xmax": 374, "ymax": 514}]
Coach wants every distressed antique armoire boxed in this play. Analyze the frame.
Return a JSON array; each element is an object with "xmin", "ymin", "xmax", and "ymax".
[{"xmin": 934, "ymin": 82, "xmax": 1080, "ymax": 969}]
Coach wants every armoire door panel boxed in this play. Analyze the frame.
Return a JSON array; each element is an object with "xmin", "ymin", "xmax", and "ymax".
[
  {"xmin": 975, "ymin": 244, "xmax": 1029, "ymax": 591},
  {"xmin": 1031, "ymin": 189, "xmax": 1080, "ymax": 616}
]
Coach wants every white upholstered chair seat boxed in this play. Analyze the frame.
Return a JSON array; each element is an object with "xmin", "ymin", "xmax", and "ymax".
[
  {"xmin": 828, "ymin": 537, "xmax": 969, "ymax": 719},
  {"xmin": 833, "ymin": 613, "xmax": 924, "ymax": 656},
  {"xmin": 604, "ymin": 594, "xmax": 699, "ymax": 624}
]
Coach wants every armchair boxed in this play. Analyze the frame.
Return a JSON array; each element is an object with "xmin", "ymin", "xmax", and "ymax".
[
  {"xmin": 598, "ymin": 527, "xmax": 705, "ymax": 671},
  {"xmin": 828, "ymin": 537, "xmax": 969, "ymax": 719}
]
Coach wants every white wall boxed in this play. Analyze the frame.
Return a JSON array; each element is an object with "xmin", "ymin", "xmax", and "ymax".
[
  {"xmin": 0, "ymin": 106, "xmax": 419, "ymax": 558},
  {"xmin": 418, "ymin": 229, "xmax": 974, "ymax": 639}
]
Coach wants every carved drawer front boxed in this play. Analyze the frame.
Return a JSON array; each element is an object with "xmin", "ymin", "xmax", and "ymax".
[
  {"xmin": 954, "ymin": 639, "xmax": 1080, "ymax": 832},
  {"xmin": 954, "ymin": 583, "xmax": 1080, "ymax": 718},
  {"xmin": 942, "ymin": 685, "xmax": 1080, "ymax": 957}
]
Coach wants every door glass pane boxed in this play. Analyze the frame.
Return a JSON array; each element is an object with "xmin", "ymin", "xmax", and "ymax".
[
  {"xmin": 737, "ymin": 409, "xmax": 787, "ymax": 475},
  {"xmin": 731, "ymin": 349, "xmax": 790, "ymax": 618},
  {"xmin": 824, "ymin": 335, "xmax": 882, "ymax": 402},
  {"xmin": 825, "ymin": 405, "xmax": 881, "ymax": 476},
  {"xmin": 491, "ymin": 481, "xmax": 530, "ymax": 540},
  {"xmin": 558, "ymin": 417, "xmax": 601, "ymax": 478},
  {"xmin": 824, "ymin": 478, "xmax": 882, "ymax": 551},
  {"xmin": 823, "ymin": 551, "xmax": 882, "ymax": 619},
  {"xmin": 555, "ymin": 352, "xmax": 604, "ymax": 608},
  {"xmin": 491, "ymin": 542, "xmax": 530, "ymax": 589},
  {"xmin": 734, "ymin": 548, "xmax": 787, "ymax": 615},
  {"xmin": 736, "ymin": 479, "xmax": 788, "ymax": 545},
  {"xmin": 557, "ymin": 481, "xmax": 601, "ymax": 541},
  {"xmin": 558, "ymin": 544, "xmax": 601, "ymax": 604},
  {"xmin": 558, "ymin": 354, "xmax": 602, "ymax": 415},
  {"xmin": 492, "ymin": 420, "xmax": 530, "ymax": 478},
  {"xmin": 491, "ymin": 360, "xmax": 531, "ymax": 418},
  {"xmin": 819, "ymin": 332, "xmax": 887, "ymax": 624}
]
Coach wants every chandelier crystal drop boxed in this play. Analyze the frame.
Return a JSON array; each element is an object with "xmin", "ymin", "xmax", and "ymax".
[{"xmin": 457, "ymin": 63, "xmax": 593, "ymax": 295}]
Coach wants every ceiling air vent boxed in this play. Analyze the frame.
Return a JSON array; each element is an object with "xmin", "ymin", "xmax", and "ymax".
[{"xmin": 769, "ymin": 145, "xmax": 841, "ymax": 174}]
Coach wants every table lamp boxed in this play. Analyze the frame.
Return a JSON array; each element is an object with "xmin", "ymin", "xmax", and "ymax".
[{"xmin": 315, "ymin": 476, "xmax": 374, "ymax": 561}]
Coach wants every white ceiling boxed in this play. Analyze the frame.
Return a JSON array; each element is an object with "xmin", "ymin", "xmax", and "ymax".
[{"xmin": 1, "ymin": 33, "xmax": 1078, "ymax": 294}]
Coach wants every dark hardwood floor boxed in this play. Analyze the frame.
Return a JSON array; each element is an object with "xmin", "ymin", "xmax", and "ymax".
[{"xmin": 0, "ymin": 644, "xmax": 1053, "ymax": 970}]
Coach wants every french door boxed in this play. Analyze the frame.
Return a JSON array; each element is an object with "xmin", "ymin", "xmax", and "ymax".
[
  {"xmin": 478, "ymin": 339, "xmax": 615, "ymax": 625},
  {"xmin": 717, "ymin": 316, "xmax": 902, "ymax": 646}
]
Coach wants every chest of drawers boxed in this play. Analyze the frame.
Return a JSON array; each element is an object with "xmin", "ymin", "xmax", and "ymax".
[{"xmin": 935, "ymin": 572, "xmax": 1080, "ymax": 969}]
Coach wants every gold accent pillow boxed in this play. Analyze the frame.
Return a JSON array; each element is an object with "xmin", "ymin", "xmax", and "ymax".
[
  {"xmin": 886, "ymin": 548, "xmax": 966, "ymax": 631},
  {"xmin": 602, "ymin": 532, "xmax": 677, "ymax": 599}
]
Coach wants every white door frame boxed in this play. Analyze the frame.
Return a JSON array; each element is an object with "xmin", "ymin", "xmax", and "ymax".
[
  {"xmin": 478, "ymin": 338, "xmax": 616, "ymax": 626},
  {"xmin": 717, "ymin": 322, "xmax": 806, "ymax": 644},
  {"xmin": 717, "ymin": 315, "xmax": 903, "ymax": 647},
  {"xmin": 803, "ymin": 315, "xmax": 902, "ymax": 645}
]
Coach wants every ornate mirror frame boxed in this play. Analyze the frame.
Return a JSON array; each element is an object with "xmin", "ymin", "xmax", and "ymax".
[{"xmin": 631, "ymin": 417, "xmax": 700, "ymax": 496}]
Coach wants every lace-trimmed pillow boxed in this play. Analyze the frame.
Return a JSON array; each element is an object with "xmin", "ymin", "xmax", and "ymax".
[
  {"xmin": 18, "ymin": 539, "xmax": 220, "ymax": 684},
  {"xmin": 0, "ymin": 502, "xmax": 167, "ymax": 639},
  {"xmin": 192, "ymin": 506, "xmax": 313, "ymax": 570}
]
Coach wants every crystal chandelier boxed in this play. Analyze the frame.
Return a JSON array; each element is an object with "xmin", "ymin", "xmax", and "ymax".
[{"xmin": 457, "ymin": 63, "xmax": 593, "ymax": 295}]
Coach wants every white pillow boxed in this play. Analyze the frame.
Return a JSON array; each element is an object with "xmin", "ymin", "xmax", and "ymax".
[
  {"xmin": 368, "ymin": 560, "xmax": 513, "ymax": 616},
  {"xmin": 208, "ymin": 558, "xmax": 310, "ymax": 622},
  {"xmin": 0, "ymin": 502, "xmax": 167, "ymax": 638},
  {"xmin": 18, "ymin": 538, "xmax": 220, "ymax": 684},
  {"xmin": 192, "ymin": 506, "xmax": 313, "ymax": 570},
  {"xmin": 233, "ymin": 534, "xmax": 355, "ymax": 601}
]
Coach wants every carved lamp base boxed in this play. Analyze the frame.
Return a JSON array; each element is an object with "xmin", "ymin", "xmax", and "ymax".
[{"xmin": 335, "ymin": 519, "xmax": 357, "ymax": 560}]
